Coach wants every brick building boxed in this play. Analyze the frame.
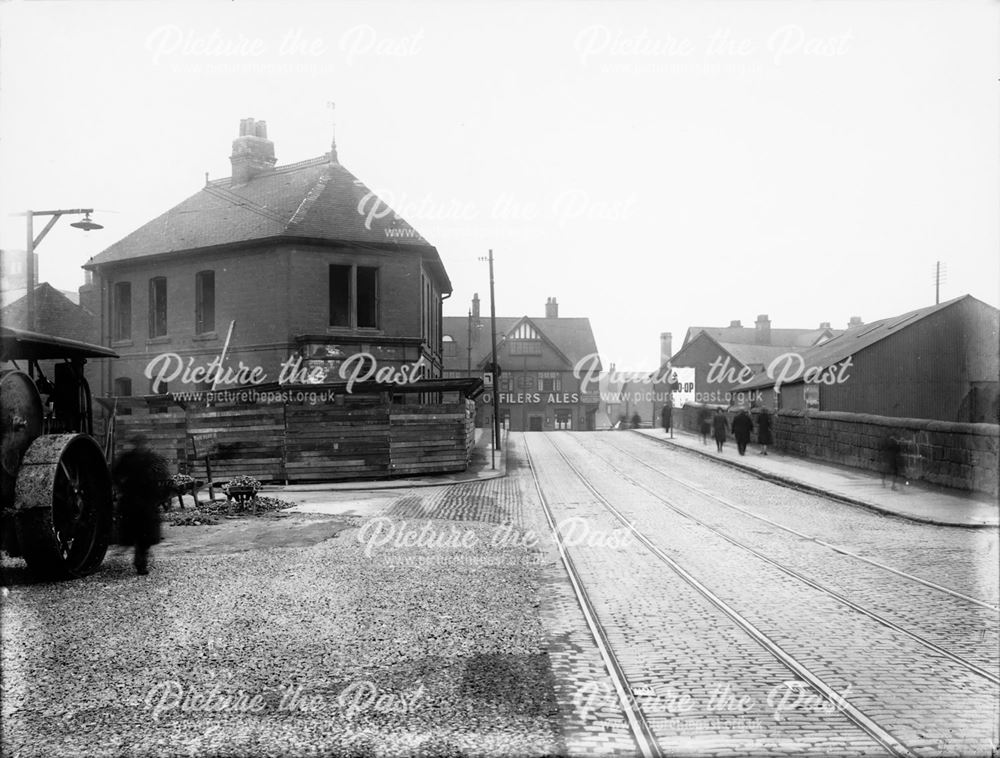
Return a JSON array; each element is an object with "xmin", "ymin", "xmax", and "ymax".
[
  {"xmin": 442, "ymin": 296, "xmax": 602, "ymax": 431},
  {"xmin": 81, "ymin": 118, "xmax": 451, "ymax": 398}
]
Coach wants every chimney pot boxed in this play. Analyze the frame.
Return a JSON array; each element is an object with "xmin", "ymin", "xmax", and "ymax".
[
  {"xmin": 230, "ymin": 117, "xmax": 277, "ymax": 186},
  {"xmin": 472, "ymin": 293, "xmax": 480, "ymax": 319},
  {"xmin": 659, "ymin": 332, "xmax": 673, "ymax": 366},
  {"xmin": 754, "ymin": 314, "xmax": 772, "ymax": 344},
  {"xmin": 545, "ymin": 297, "xmax": 559, "ymax": 318},
  {"xmin": 820, "ymin": 321, "xmax": 831, "ymax": 329}
]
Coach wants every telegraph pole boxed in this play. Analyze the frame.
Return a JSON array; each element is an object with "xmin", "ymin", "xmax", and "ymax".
[{"xmin": 487, "ymin": 250, "xmax": 501, "ymax": 465}]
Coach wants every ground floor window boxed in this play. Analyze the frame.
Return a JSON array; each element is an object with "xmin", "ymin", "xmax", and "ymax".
[{"xmin": 555, "ymin": 409, "xmax": 572, "ymax": 430}]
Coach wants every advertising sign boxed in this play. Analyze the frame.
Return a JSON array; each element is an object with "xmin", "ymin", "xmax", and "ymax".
[{"xmin": 672, "ymin": 366, "xmax": 696, "ymax": 407}]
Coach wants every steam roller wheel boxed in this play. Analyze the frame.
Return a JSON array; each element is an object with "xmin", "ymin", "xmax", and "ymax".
[
  {"xmin": 14, "ymin": 434, "xmax": 112, "ymax": 579},
  {"xmin": 1, "ymin": 370, "xmax": 43, "ymax": 508}
]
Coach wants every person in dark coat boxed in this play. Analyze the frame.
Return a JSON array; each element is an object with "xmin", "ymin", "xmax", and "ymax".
[
  {"xmin": 711, "ymin": 409, "xmax": 729, "ymax": 452},
  {"xmin": 732, "ymin": 408, "xmax": 754, "ymax": 456},
  {"xmin": 757, "ymin": 407, "xmax": 773, "ymax": 455},
  {"xmin": 112, "ymin": 435, "xmax": 169, "ymax": 575},
  {"xmin": 698, "ymin": 407, "xmax": 711, "ymax": 445},
  {"xmin": 881, "ymin": 435, "xmax": 903, "ymax": 490},
  {"xmin": 630, "ymin": 412, "xmax": 641, "ymax": 429},
  {"xmin": 661, "ymin": 397, "xmax": 674, "ymax": 439}
]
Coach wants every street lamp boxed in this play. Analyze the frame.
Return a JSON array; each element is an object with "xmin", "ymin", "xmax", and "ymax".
[{"xmin": 23, "ymin": 208, "xmax": 103, "ymax": 332}]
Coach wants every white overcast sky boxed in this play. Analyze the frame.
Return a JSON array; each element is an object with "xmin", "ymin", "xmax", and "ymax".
[{"xmin": 1, "ymin": 1, "xmax": 997, "ymax": 370}]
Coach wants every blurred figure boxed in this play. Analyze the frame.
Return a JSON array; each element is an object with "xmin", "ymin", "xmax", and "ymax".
[
  {"xmin": 661, "ymin": 397, "xmax": 674, "ymax": 439},
  {"xmin": 113, "ymin": 435, "xmax": 169, "ymax": 575},
  {"xmin": 712, "ymin": 408, "xmax": 729, "ymax": 453},
  {"xmin": 698, "ymin": 407, "xmax": 712, "ymax": 445},
  {"xmin": 757, "ymin": 406, "xmax": 773, "ymax": 455},
  {"xmin": 732, "ymin": 408, "xmax": 754, "ymax": 456},
  {"xmin": 881, "ymin": 435, "xmax": 903, "ymax": 490},
  {"xmin": 630, "ymin": 412, "xmax": 641, "ymax": 429}
]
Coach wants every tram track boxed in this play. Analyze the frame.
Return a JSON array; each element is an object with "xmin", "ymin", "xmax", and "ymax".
[
  {"xmin": 557, "ymin": 433, "xmax": 999, "ymax": 687},
  {"xmin": 528, "ymin": 431, "xmax": 998, "ymax": 758},
  {"xmin": 597, "ymin": 433, "xmax": 998, "ymax": 612},
  {"xmin": 524, "ymin": 433, "xmax": 663, "ymax": 758}
]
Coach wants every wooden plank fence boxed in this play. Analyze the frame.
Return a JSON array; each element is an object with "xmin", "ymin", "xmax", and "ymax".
[{"xmin": 113, "ymin": 397, "xmax": 476, "ymax": 484}]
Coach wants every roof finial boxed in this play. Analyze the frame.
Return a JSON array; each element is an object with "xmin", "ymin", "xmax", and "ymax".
[{"xmin": 327, "ymin": 101, "xmax": 338, "ymax": 163}]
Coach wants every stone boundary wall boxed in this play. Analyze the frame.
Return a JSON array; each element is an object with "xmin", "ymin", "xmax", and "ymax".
[{"xmin": 680, "ymin": 403, "xmax": 998, "ymax": 496}]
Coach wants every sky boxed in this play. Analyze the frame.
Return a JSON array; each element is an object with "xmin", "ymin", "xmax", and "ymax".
[{"xmin": 1, "ymin": 1, "xmax": 997, "ymax": 371}]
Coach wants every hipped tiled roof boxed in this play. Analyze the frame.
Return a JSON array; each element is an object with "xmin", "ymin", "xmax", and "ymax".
[{"xmin": 85, "ymin": 156, "xmax": 450, "ymax": 290}]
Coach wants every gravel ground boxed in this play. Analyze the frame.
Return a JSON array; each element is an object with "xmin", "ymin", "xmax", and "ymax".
[{"xmin": 1, "ymin": 504, "xmax": 564, "ymax": 757}]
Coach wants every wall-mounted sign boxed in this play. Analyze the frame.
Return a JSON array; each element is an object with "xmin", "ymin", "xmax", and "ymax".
[
  {"xmin": 499, "ymin": 392, "xmax": 581, "ymax": 405},
  {"xmin": 671, "ymin": 367, "xmax": 696, "ymax": 407},
  {"xmin": 804, "ymin": 383, "xmax": 820, "ymax": 410}
]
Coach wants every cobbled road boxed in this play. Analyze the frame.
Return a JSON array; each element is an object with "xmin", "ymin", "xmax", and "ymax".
[
  {"xmin": 1, "ymin": 431, "xmax": 997, "ymax": 757},
  {"xmin": 523, "ymin": 431, "xmax": 999, "ymax": 758}
]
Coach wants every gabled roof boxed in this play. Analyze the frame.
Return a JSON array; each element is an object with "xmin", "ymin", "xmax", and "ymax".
[
  {"xmin": 741, "ymin": 295, "xmax": 990, "ymax": 390},
  {"xmin": 718, "ymin": 341, "xmax": 796, "ymax": 368},
  {"xmin": 442, "ymin": 314, "xmax": 600, "ymax": 371},
  {"xmin": 683, "ymin": 324, "xmax": 840, "ymax": 349},
  {"xmin": 85, "ymin": 155, "xmax": 451, "ymax": 291},
  {"xmin": 0, "ymin": 282, "xmax": 98, "ymax": 345},
  {"xmin": 651, "ymin": 331, "xmax": 795, "ymax": 380}
]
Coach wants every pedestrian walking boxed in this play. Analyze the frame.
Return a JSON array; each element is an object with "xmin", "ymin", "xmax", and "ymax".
[
  {"xmin": 712, "ymin": 408, "xmax": 729, "ymax": 453},
  {"xmin": 630, "ymin": 412, "xmax": 641, "ymax": 429},
  {"xmin": 112, "ymin": 434, "xmax": 169, "ymax": 575},
  {"xmin": 732, "ymin": 408, "xmax": 753, "ymax": 456},
  {"xmin": 757, "ymin": 406, "xmax": 773, "ymax": 455},
  {"xmin": 661, "ymin": 398, "xmax": 674, "ymax": 439},
  {"xmin": 698, "ymin": 407, "xmax": 711, "ymax": 445}
]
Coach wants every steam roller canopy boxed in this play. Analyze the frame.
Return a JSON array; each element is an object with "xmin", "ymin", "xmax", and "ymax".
[{"xmin": 1, "ymin": 371, "xmax": 43, "ymax": 506}]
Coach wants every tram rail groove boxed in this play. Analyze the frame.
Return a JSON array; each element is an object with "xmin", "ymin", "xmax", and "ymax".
[
  {"xmin": 537, "ymin": 432, "xmax": 922, "ymax": 758},
  {"xmin": 560, "ymin": 434, "xmax": 1000, "ymax": 686},
  {"xmin": 595, "ymin": 434, "xmax": 998, "ymax": 613},
  {"xmin": 523, "ymin": 435, "xmax": 663, "ymax": 758}
]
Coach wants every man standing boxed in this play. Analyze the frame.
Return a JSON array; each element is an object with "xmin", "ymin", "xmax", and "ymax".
[
  {"xmin": 661, "ymin": 397, "xmax": 674, "ymax": 439},
  {"xmin": 732, "ymin": 407, "xmax": 754, "ymax": 456},
  {"xmin": 113, "ymin": 435, "xmax": 169, "ymax": 575}
]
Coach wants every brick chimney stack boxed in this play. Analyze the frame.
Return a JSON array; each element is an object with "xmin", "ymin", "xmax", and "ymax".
[
  {"xmin": 729, "ymin": 319, "xmax": 742, "ymax": 328},
  {"xmin": 545, "ymin": 297, "xmax": 559, "ymax": 318},
  {"xmin": 755, "ymin": 314, "xmax": 771, "ymax": 344},
  {"xmin": 472, "ymin": 293, "xmax": 480, "ymax": 319},
  {"xmin": 230, "ymin": 118, "xmax": 276, "ymax": 186},
  {"xmin": 660, "ymin": 332, "xmax": 673, "ymax": 366},
  {"xmin": 819, "ymin": 321, "xmax": 831, "ymax": 329},
  {"xmin": 848, "ymin": 316, "xmax": 864, "ymax": 328}
]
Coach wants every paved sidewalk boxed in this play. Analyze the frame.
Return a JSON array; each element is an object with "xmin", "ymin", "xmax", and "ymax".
[{"xmin": 633, "ymin": 428, "xmax": 998, "ymax": 529}]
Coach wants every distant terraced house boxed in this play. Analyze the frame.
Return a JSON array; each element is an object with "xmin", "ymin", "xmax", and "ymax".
[{"xmin": 81, "ymin": 118, "xmax": 451, "ymax": 399}]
